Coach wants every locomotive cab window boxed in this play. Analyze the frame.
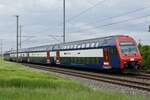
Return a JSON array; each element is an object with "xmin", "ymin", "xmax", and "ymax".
[{"xmin": 120, "ymin": 42, "xmax": 137, "ymax": 54}]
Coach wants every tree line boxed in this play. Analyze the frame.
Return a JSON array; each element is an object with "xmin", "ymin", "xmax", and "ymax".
[{"xmin": 138, "ymin": 44, "xmax": 150, "ymax": 72}]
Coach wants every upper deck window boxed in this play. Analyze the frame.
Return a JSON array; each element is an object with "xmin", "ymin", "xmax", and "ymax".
[
  {"xmin": 74, "ymin": 45, "xmax": 77, "ymax": 49},
  {"xmin": 64, "ymin": 46, "xmax": 67, "ymax": 49},
  {"xmin": 82, "ymin": 44, "xmax": 86, "ymax": 48},
  {"xmin": 91, "ymin": 43, "xmax": 95, "ymax": 47},
  {"xmin": 120, "ymin": 42, "xmax": 137, "ymax": 54},
  {"xmin": 77, "ymin": 45, "xmax": 81, "ymax": 49},
  {"xmin": 67, "ymin": 45, "xmax": 69, "ymax": 49},
  {"xmin": 86, "ymin": 43, "xmax": 90, "ymax": 48},
  {"xmin": 71, "ymin": 45, "xmax": 73, "ymax": 49},
  {"xmin": 95, "ymin": 42, "xmax": 99, "ymax": 47}
]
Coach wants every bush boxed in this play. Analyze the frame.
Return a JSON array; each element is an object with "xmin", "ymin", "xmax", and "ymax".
[{"xmin": 139, "ymin": 45, "xmax": 150, "ymax": 71}]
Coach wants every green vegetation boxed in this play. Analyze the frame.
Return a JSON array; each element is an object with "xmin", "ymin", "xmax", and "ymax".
[
  {"xmin": 138, "ymin": 44, "xmax": 150, "ymax": 72},
  {"xmin": 0, "ymin": 61, "xmax": 149, "ymax": 100}
]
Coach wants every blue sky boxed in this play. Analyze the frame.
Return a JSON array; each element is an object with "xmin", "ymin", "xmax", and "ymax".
[{"xmin": 0, "ymin": 0, "xmax": 150, "ymax": 51}]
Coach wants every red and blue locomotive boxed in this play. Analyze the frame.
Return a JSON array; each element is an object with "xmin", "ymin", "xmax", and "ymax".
[{"xmin": 4, "ymin": 35, "xmax": 142, "ymax": 73}]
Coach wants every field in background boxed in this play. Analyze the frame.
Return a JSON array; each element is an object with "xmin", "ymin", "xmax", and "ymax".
[{"xmin": 0, "ymin": 60, "xmax": 149, "ymax": 100}]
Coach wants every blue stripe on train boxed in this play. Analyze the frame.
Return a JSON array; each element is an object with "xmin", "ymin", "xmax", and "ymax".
[{"xmin": 69, "ymin": 63, "xmax": 101, "ymax": 70}]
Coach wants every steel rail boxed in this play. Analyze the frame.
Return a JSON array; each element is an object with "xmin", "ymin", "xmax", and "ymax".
[{"xmin": 24, "ymin": 64, "xmax": 150, "ymax": 92}]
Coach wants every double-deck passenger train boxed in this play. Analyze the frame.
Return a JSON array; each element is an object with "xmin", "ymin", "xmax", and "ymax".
[{"xmin": 4, "ymin": 35, "xmax": 142, "ymax": 73}]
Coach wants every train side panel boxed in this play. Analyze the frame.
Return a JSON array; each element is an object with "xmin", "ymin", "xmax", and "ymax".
[
  {"xmin": 28, "ymin": 52, "xmax": 47, "ymax": 64},
  {"xmin": 59, "ymin": 48, "xmax": 103, "ymax": 69}
]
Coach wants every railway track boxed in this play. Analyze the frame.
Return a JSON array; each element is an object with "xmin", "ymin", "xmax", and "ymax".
[
  {"xmin": 24, "ymin": 64, "xmax": 150, "ymax": 92},
  {"xmin": 129, "ymin": 73, "xmax": 150, "ymax": 80},
  {"xmin": 123, "ymin": 71, "xmax": 150, "ymax": 80}
]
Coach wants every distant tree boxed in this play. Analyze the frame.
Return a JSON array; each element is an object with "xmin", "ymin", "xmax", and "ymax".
[
  {"xmin": 138, "ymin": 43, "xmax": 142, "ymax": 50},
  {"xmin": 139, "ymin": 45, "xmax": 150, "ymax": 71}
]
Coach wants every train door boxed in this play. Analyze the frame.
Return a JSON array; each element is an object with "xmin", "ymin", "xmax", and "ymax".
[
  {"xmin": 103, "ymin": 48, "xmax": 111, "ymax": 69},
  {"xmin": 47, "ymin": 51, "xmax": 51, "ymax": 64},
  {"xmin": 109, "ymin": 48, "xmax": 120, "ymax": 69},
  {"xmin": 56, "ymin": 50, "xmax": 60, "ymax": 64}
]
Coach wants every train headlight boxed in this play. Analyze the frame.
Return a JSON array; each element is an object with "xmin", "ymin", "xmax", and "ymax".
[
  {"xmin": 130, "ymin": 58, "xmax": 135, "ymax": 61},
  {"xmin": 124, "ymin": 62, "xmax": 127, "ymax": 64}
]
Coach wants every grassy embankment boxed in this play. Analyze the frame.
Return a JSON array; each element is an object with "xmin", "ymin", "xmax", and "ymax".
[{"xmin": 0, "ymin": 60, "xmax": 149, "ymax": 100}]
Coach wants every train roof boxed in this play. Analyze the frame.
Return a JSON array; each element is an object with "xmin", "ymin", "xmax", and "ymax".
[{"xmin": 6, "ymin": 35, "xmax": 130, "ymax": 53}]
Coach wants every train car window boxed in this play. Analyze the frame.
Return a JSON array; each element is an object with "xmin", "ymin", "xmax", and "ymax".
[
  {"xmin": 72, "ymin": 57, "xmax": 75, "ymax": 63},
  {"xmin": 71, "ymin": 45, "xmax": 73, "ymax": 49},
  {"xmin": 90, "ymin": 58, "xmax": 93, "ymax": 64},
  {"xmin": 64, "ymin": 46, "xmax": 67, "ymax": 49},
  {"xmin": 78, "ymin": 45, "xmax": 81, "ymax": 49},
  {"xmin": 91, "ymin": 43, "xmax": 95, "ymax": 47},
  {"xmin": 74, "ymin": 45, "xmax": 77, "ymax": 49},
  {"xmin": 80, "ymin": 45, "xmax": 82, "ymax": 48},
  {"xmin": 78, "ymin": 57, "xmax": 80, "ymax": 63},
  {"xmin": 86, "ymin": 43, "xmax": 90, "ymax": 48},
  {"xmin": 91, "ymin": 58, "xmax": 94, "ymax": 64},
  {"xmin": 70, "ymin": 45, "xmax": 72, "ymax": 49},
  {"xmin": 66, "ymin": 46, "xmax": 68, "ymax": 49},
  {"xmin": 93, "ymin": 58, "xmax": 95, "ymax": 64},
  {"xmin": 94, "ymin": 58, "xmax": 98, "ymax": 64},
  {"xmin": 82, "ymin": 44, "xmax": 86, "ymax": 48},
  {"xmin": 74, "ymin": 57, "xmax": 77, "ymax": 63},
  {"xmin": 85, "ymin": 57, "xmax": 87, "ymax": 64},
  {"xmin": 95, "ymin": 42, "xmax": 99, "ymax": 47},
  {"xmin": 96, "ymin": 58, "xmax": 99, "ymax": 64},
  {"xmin": 99, "ymin": 41, "xmax": 102, "ymax": 46},
  {"xmin": 87, "ymin": 57, "xmax": 90, "ymax": 64},
  {"xmin": 94, "ymin": 58, "xmax": 96, "ymax": 64},
  {"xmin": 80, "ymin": 57, "xmax": 84, "ymax": 64}
]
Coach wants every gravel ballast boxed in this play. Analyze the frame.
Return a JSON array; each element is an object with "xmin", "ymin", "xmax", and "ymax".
[
  {"xmin": 50, "ymin": 71, "xmax": 150, "ymax": 96},
  {"xmin": 30, "ymin": 67, "xmax": 150, "ymax": 96}
]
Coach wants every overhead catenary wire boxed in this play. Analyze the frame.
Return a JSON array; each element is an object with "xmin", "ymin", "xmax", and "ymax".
[
  {"xmin": 65, "ymin": 0, "xmax": 108, "ymax": 23},
  {"xmin": 15, "ymin": 1, "xmax": 150, "ymax": 45},
  {"xmin": 69, "ymin": 14, "xmax": 150, "ymax": 34},
  {"xmin": 48, "ymin": 35, "xmax": 62, "ymax": 42},
  {"xmin": 22, "ymin": 34, "xmax": 62, "ymax": 45},
  {"xmin": 73, "ymin": 4, "xmax": 150, "ymax": 28},
  {"xmin": 75, "ymin": 19, "xmax": 150, "ymax": 36},
  {"xmin": 27, "ymin": 1, "xmax": 150, "ymax": 38},
  {"xmin": 25, "ymin": 0, "xmax": 108, "ymax": 36},
  {"xmin": 21, "ymin": 36, "xmax": 36, "ymax": 44}
]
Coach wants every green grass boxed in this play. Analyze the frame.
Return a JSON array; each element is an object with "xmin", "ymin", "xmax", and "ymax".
[{"xmin": 0, "ymin": 61, "xmax": 149, "ymax": 100}]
